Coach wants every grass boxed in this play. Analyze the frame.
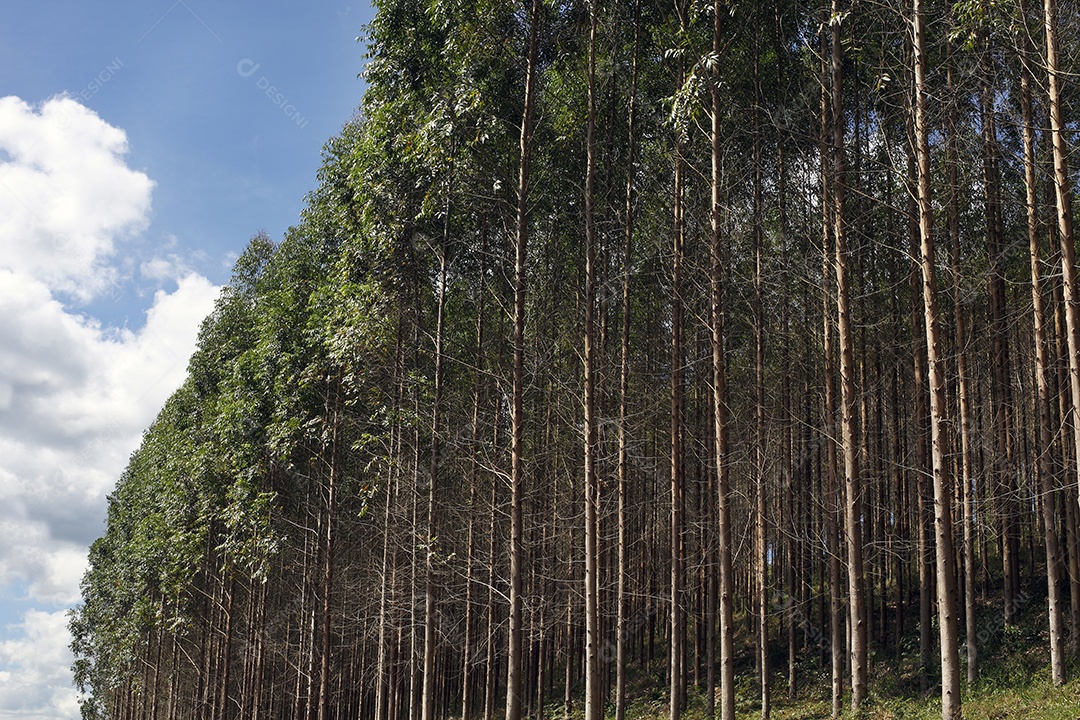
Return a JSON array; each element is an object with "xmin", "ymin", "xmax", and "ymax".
[
  {"xmin": 552, "ymin": 592, "xmax": 1080, "ymax": 720},
  {"xmin": 612, "ymin": 655, "xmax": 1080, "ymax": 719}
]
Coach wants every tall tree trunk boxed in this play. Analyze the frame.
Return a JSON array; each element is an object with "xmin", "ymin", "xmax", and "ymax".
[
  {"xmin": 945, "ymin": 29, "xmax": 978, "ymax": 685},
  {"xmin": 670, "ymin": 7, "xmax": 688, "ymax": 719},
  {"xmin": 422, "ymin": 178, "xmax": 452, "ymax": 720},
  {"xmin": 819, "ymin": 9, "xmax": 844, "ymax": 715},
  {"xmin": 1022, "ymin": 0, "xmax": 1066, "ymax": 684},
  {"xmin": 1044, "ymin": 0, "xmax": 1080, "ymax": 553},
  {"xmin": 583, "ymin": 5, "xmax": 602, "ymax": 720},
  {"xmin": 409, "ymin": 403, "xmax": 421, "ymax": 720},
  {"xmin": 506, "ymin": 2, "xmax": 540, "ymax": 719},
  {"xmin": 616, "ymin": 4, "xmax": 639, "ymax": 719},
  {"xmin": 979, "ymin": 2, "xmax": 1019, "ymax": 622},
  {"xmin": 913, "ymin": 3, "xmax": 962, "ymax": 716},
  {"xmin": 906, "ymin": 116, "xmax": 934, "ymax": 686},
  {"xmin": 318, "ymin": 393, "xmax": 339, "ymax": 720},
  {"xmin": 752, "ymin": 15, "xmax": 770, "ymax": 717},
  {"xmin": 463, "ymin": 220, "xmax": 488, "ymax": 720},
  {"xmin": 829, "ymin": 1, "xmax": 868, "ymax": 710},
  {"xmin": 377, "ymin": 329, "xmax": 406, "ymax": 720},
  {"xmin": 1046, "ymin": 32, "xmax": 1080, "ymax": 660},
  {"xmin": 484, "ymin": 443, "xmax": 499, "ymax": 720},
  {"xmin": 710, "ymin": 4, "xmax": 735, "ymax": 718},
  {"xmin": 218, "ymin": 579, "xmax": 235, "ymax": 720},
  {"xmin": 772, "ymin": 0, "xmax": 796, "ymax": 700}
]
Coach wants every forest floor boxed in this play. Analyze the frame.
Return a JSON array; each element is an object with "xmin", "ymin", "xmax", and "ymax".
[
  {"xmin": 617, "ymin": 647, "xmax": 1080, "ymax": 719},
  {"xmin": 607, "ymin": 589, "xmax": 1080, "ymax": 719}
]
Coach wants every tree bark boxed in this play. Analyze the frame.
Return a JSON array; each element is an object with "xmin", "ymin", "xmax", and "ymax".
[
  {"xmin": 422, "ymin": 172, "xmax": 451, "ymax": 720},
  {"xmin": 318, "ymin": 394, "xmax": 339, "ymax": 720},
  {"xmin": 710, "ymin": 4, "xmax": 735, "ymax": 718},
  {"xmin": 913, "ymin": 2, "xmax": 962, "ymax": 716},
  {"xmin": 616, "ymin": 4, "xmax": 640, "ymax": 719},
  {"xmin": 945, "ymin": 28, "xmax": 978, "ymax": 685},
  {"xmin": 506, "ymin": 2, "xmax": 540, "ymax": 719},
  {"xmin": 819, "ymin": 9, "xmax": 844, "ymax": 715},
  {"xmin": 583, "ymin": 5, "xmax": 602, "ymax": 720},
  {"xmin": 1044, "ymin": 0, "xmax": 1080, "ymax": 565},
  {"xmin": 670, "ymin": 7, "xmax": 688, "ymax": 719},
  {"xmin": 752, "ymin": 15, "xmax": 770, "ymax": 717},
  {"xmin": 829, "ymin": 1, "xmax": 868, "ymax": 710},
  {"xmin": 1018, "ymin": 15, "xmax": 1067, "ymax": 682}
]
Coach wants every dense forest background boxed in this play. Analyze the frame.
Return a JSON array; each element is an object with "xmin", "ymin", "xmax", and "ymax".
[{"xmin": 70, "ymin": 0, "xmax": 1080, "ymax": 719}]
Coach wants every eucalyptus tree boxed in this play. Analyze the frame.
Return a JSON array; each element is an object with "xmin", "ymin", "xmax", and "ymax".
[
  {"xmin": 816, "ymin": 5, "xmax": 844, "ymax": 714},
  {"xmin": 1014, "ymin": 0, "xmax": 1067, "ymax": 684},
  {"xmin": 581, "ymin": 4, "xmax": 602, "ymax": 720},
  {"xmin": 827, "ymin": 1, "xmax": 869, "ymax": 710},
  {"xmin": 615, "ymin": 4, "xmax": 642, "ymax": 719},
  {"xmin": 1046, "ymin": 0, "xmax": 1080, "ymax": 537},
  {"xmin": 668, "ymin": 5, "xmax": 692, "ymax": 717},
  {"xmin": 507, "ymin": 2, "xmax": 541, "ymax": 719},
  {"xmin": 912, "ymin": 0, "xmax": 962, "ymax": 714},
  {"xmin": 706, "ymin": 3, "xmax": 736, "ymax": 720},
  {"xmin": 71, "ymin": 3, "xmax": 1080, "ymax": 719}
]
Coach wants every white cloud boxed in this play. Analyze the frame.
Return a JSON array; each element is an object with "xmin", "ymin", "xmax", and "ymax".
[
  {"xmin": 0, "ymin": 98, "xmax": 220, "ymax": 720},
  {"xmin": 140, "ymin": 253, "xmax": 189, "ymax": 282},
  {"xmin": 0, "ymin": 96, "xmax": 154, "ymax": 301},
  {"xmin": 0, "ymin": 610, "xmax": 80, "ymax": 720},
  {"xmin": 0, "ymin": 271, "xmax": 218, "ymax": 716}
]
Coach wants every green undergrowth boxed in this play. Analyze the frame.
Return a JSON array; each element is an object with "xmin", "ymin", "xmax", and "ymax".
[
  {"xmin": 610, "ymin": 654, "xmax": 1080, "ymax": 720},
  {"xmin": 548, "ymin": 593, "xmax": 1080, "ymax": 720}
]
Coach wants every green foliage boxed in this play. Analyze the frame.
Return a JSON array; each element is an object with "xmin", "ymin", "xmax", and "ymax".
[{"xmin": 71, "ymin": 0, "xmax": 1080, "ymax": 717}]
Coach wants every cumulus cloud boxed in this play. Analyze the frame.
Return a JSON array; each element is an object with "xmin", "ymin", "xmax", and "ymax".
[
  {"xmin": 0, "ymin": 270, "xmax": 217, "ymax": 586},
  {"xmin": 0, "ymin": 610, "xmax": 80, "ymax": 720},
  {"xmin": 0, "ymin": 96, "xmax": 155, "ymax": 301},
  {"xmin": 0, "ymin": 97, "xmax": 220, "ymax": 720},
  {"xmin": 140, "ymin": 253, "xmax": 190, "ymax": 282}
]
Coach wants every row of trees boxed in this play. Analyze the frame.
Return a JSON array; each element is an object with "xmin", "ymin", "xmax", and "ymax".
[{"xmin": 71, "ymin": 0, "xmax": 1080, "ymax": 720}]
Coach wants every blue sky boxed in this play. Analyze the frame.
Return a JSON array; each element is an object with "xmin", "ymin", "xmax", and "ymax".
[
  {"xmin": 2, "ymin": 0, "xmax": 373, "ymax": 325},
  {"xmin": 0, "ymin": 2, "xmax": 375, "ymax": 717}
]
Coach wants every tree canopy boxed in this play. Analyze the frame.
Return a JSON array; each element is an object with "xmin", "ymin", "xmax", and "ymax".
[{"xmin": 71, "ymin": 1, "xmax": 1080, "ymax": 719}]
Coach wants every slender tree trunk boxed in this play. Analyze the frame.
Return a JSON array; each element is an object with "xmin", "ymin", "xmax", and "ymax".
[
  {"xmin": 829, "ymin": 1, "xmax": 868, "ymax": 710},
  {"xmin": 317, "ymin": 394, "xmax": 339, "ymax": 720},
  {"xmin": 1044, "ymin": 0, "xmax": 1080, "ymax": 556},
  {"xmin": 582, "ymin": 6, "xmax": 602, "ymax": 720},
  {"xmin": 819, "ymin": 10, "xmax": 843, "ymax": 715},
  {"xmin": 1065, "ymin": 472, "xmax": 1080, "ymax": 646},
  {"xmin": 1050, "ymin": 134, "xmax": 1080, "ymax": 652},
  {"xmin": 1019, "ymin": 19, "xmax": 1067, "ymax": 682},
  {"xmin": 772, "ymin": 0, "xmax": 796, "ymax": 700},
  {"xmin": 507, "ymin": 3, "xmax": 540, "ymax": 719},
  {"xmin": 946, "ymin": 30, "xmax": 978, "ymax": 685},
  {"xmin": 462, "ymin": 221, "xmax": 488, "ymax": 720},
  {"xmin": 978, "ymin": 3, "xmax": 1019, "ymax": 622},
  {"xmin": 752, "ymin": 18, "xmax": 770, "ymax": 718},
  {"xmin": 167, "ymin": 599, "xmax": 180, "ymax": 720},
  {"xmin": 422, "ymin": 179, "xmax": 452, "ymax": 720},
  {"xmin": 670, "ymin": 7, "xmax": 687, "ymax": 718},
  {"xmin": 710, "ymin": 5, "xmax": 735, "ymax": 718},
  {"xmin": 906, "ymin": 116, "xmax": 934, "ymax": 686},
  {"xmin": 913, "ymin": 3, "xmax": 962, "ymax": 716},
  {"xmin": 485, "ymin": 449, "xmax": 499, "ymax": 720},
  {"xmin": 409, "ymin": 404, "xmax": 421, "ymax": 720},
  {"xmin": 616, "ymin": 4, "xmax": 639, "ymax": 719},
  {"xmin": 217, "ymin": 578, "xmax": 235, "ymax": 720},
  {"xmin": 377, "ymin": 329, "xmax": 405, "ymax": 720}
]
